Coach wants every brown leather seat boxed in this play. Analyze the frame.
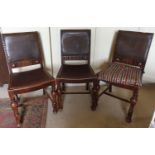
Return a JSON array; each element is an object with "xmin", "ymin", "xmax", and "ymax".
[
  {"xmin": 57, "ymin": 65, "xmax": 96, "ymax": 81},
  {"xmin": 97, "ymin": 30, "xmax": 153, "ymax": 122},
  {"xmin": 9, "ymin": 68, "xmax": 54, "ymax": 91},
  {"xmin": 56, "ymin": 30, "xmax": 98, "ymax": 110},
  {"xmin": 2, "ymin": 32, "xmax": 57, "ymax": 127}
]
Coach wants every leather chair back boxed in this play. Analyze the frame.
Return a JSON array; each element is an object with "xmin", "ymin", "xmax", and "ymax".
[
  {"xmin": 3, "ymin": 32, "xmax": 43, "ymax": 71},
  {"xmin": 113, "ymin": 30, "xmax": 153, "ymax": 70},
  {"xmin": 61, "ymin": 30, "xmax": 91, "ymax": 64}
]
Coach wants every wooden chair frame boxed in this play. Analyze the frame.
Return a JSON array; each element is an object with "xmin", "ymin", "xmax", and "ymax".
[
  {"xmin": 56, "ymin": 29, "xmax": 98, "ymax": 110},
  {"xmin": 2, "ymin": 32, "xmax": 58, "ymax": 127},
  {"xmin": 97, "ymin": 30, "xmax": 153, "ymax": 122}
]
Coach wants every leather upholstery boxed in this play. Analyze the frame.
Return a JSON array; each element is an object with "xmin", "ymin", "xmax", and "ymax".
[
  {"xmin": 61, "ymin": 30, "xmax": 91, "ymax": 63},
  {"xmin": 57, "ymin": 29, "xmax": 96, "ymax": 82},
  {"xmin": 57, "ymin": 65, "xmax": 96, "ymax": 81},
  {"xmin": 9, "ymin": 68, "xmax": 54, "ymax": 91},
  {"xmin": 61, "ymin": 30, "xmax": 90, "ymax": 56},
  {"xmin": 3, "ymin": 32, "xmax": 42, "ymax": 66},
  {"xmin": 58, "ymin": 30, "xmax": 95, "ymax": 81},
  {"xmin": 3, "ymin": 31, "xmax": 55, "ymax": 93},
  {"xmin": 113, "ymin": 30, "xmax": 153, "ymax": 69}
]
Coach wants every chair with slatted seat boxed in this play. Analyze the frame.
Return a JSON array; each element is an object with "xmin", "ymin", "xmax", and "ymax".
[{"xmin": 97, "ymin": 30, "xmax": 153, "ymax": 122}]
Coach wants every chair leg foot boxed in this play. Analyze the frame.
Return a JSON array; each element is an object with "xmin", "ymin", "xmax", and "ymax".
[
  {"xmin": 126, "ymin": 105, "xmax": 134, "ymax": 123},
  {"xmin": 91, "ymin": 80, "xmax": 99, "ymax": 111},
  {"xmin": 53, "ymin": 108, "xmax": 58, "ymax": 113},
  {"xmin": 57, "ymin": 90, "xmax": 63, "ymax": 110},
  {"xmin": 56, "ymin": 81, "xmax": 63, "ymax": 110},
  {"xmin": 126, "ymin": 115, "xmax": 132, "ymax": 123},
  {"xmin": 126, "ymin": 89, "xmax": 138, "ymax": 123},
  {"xmin": 91, "ymin": 105, "xmax": 97, "ymax": 111},
  {"xmin": 17, "ymin": 123, "xmax": 21, "ymax": 128},
  {"xmin": 55, "ymin": 90, "xmax": 63, "ymax": 110},
  {"xmin": 10, "ymin": 98, "xmax": 21, "ymax": 127}
]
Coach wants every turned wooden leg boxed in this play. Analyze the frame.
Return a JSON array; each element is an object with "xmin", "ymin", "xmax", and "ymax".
[
  {"xmin": 57, "ymin": 81, "xmax": 63, "ymax": 110},
  {"xmin": 126, "ymin": 89, "xmax": 138, "ymax": 123},
  {"xmin": 51, "ymin": 83, "xmax": 58, "ymax": 112},
  {"xmin": 9, "ymin": 93, "xmax": 21, "ymax": 127},
  {"xmin": 91, "ymin": 80, "xmax": 99, "ymax": 111}
]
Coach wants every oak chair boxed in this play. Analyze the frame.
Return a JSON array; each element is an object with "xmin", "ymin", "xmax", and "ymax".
[
  {"xmin": 56, "ymin": 30, "xmax": 98, "ymax": 110},
  {"xmin": 2, "ymin": 32, "xmax": 57, "ymax": 127},
  {"xmin": 97, "ymin": 30, "xmax": 153, "ymax": 122}
]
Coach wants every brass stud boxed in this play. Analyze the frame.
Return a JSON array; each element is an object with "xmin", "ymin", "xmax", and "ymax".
[{"xmin": 12, "ymin": 64, "xmax": 15, "ymax": 67}]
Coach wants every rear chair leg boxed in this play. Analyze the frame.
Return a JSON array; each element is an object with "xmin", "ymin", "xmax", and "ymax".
[
  {"xmin": 126, "ymin": 89, "xmax": 138, "ymax": 123},
  {"xmin": 51, "ymin": 84, "xmax": 58, "ymax": 112},
  {"xmin": 57, "ymin": 81, "xmax": 63, "ymax": 110},
  {"xmin": 91, "ymin": 80, "xmax": 100, "ymax": 111}
]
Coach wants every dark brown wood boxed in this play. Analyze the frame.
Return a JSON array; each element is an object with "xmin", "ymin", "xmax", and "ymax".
[
  {"xmin": 0, "ymin": 33, "xmax": 9, "ymax": 86},
  {"xmin": 56, "ymin": 29, "xmax": 98, "ymax": 110},
  {"xmin": 2, "ymin": 32, "xmax": 57, "ymax": 127},
  {"xmin": 9, "ymin": 93, "xmax": 21, "ymax": 127},
  {"xmin": 97, "ymin": 30, "xmax": 154, "ymax": 122},
  {"xmin": 91, "ymin": 79, "xmax": 99, "ymax": 111},
  {"xmin": 126, "ymin": 89, "xmax": 138, "ymax": 122}
]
